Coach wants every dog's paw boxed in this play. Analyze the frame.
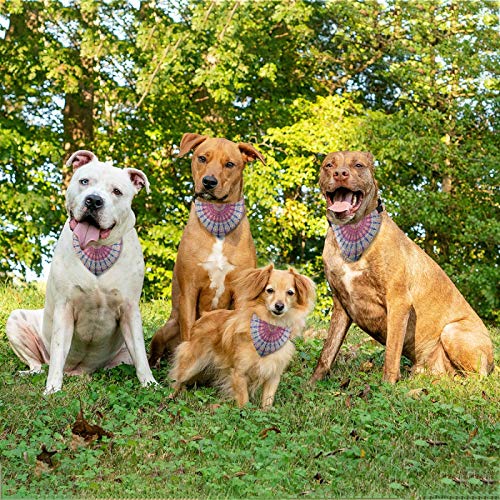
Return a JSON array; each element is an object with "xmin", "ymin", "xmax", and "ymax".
[
  {"xmin": 141, "ymin": 377, "xmax": 159, "ymax": 388},
  {"xmin": 43, "ymin": 384, "xmax": 62, "ymax": 396},
  {"xmin": 18, "ymin": 367, "xmax": 44, "ymax": 377}
]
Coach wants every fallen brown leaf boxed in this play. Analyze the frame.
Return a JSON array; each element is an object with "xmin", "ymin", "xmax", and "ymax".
[
  {"xmin": 358, "ymin": 384, "xmax": 371, "ymax": 399},
  {"xmin": 36, "ymin": 444, "xmax": 57, "ymax": 467},
  {"xmin": 426, "ymin": 439, "xmax": 447, "ymax": 446},
  {"xmin": 406, "ymin": 388, "xmax": 429, "ymax": 399},
  {"xmin": 259, "ymin": 426, "xmax": 281, "ymax": 438},
  {"xmin": 360, "ymin": 360, "xmax": 374, "ymax": 372},
  {"xmin": 72, "ymin": 405, "xmax": 113, "ymax": 442},
  {"xmin": 468, "ymin": 428, "xmax": 478, "ymax": 442},
  {"xmin": 339, "ymin": 377, "xmax": 351, "ymax": 389}
]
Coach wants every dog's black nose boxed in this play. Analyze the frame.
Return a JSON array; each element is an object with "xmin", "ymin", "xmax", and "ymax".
[
  {"xmin": 202, "ymin": 176, "xmax": 218, "ymax": 190},
  {"xmin": 274, "ymin": 301, "xmax": 285, "ymax": 312},
  {"xmin": 84, "ymin": 194, "xmax": 104, "ymax": 211}
]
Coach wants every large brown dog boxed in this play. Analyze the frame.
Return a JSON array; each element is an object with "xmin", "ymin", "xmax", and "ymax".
[
  {"xmin": 310, "ymin": 151, "xmax": 494, "ymax": 384},
  {"xmin": 149, "ymin": 133, "xmax": 265, "ymax": 365}
]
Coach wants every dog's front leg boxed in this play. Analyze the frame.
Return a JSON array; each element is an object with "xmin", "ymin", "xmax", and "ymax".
[
  {"xmin": 310, "ymin": 295, "xmax": 352, "ymax": 383},
  {"xmin": 231, "ymin": 369, "xmax": 249, "ymax": 408},
  {"xmin": 44, "ymin": 302, "xmax": 74, "ymax": 395},
  {"xmin": 120, "ymin": 302, "xmax": 158, "ymax": 387},
  {"xmin": 178, "ymin": 290, "xmax": 198, "ymax": 341},
  {"xmin": 383, "ymin": 297, "xmax": 412, "ymax": 384},
  {"xmin": 261, "ymin": 376, "xmax": 281, "ymax": 409}
]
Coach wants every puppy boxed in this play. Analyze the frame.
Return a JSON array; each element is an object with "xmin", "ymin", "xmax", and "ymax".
[
  {"xmin": 310, "ymin": 151, "xmax": 494, "ymax": 384},
  {"xmin": 169, "ymin": 264, "xmax": 316, "ymax": 408},
  {"xmin": 149, "ymin": 133, "xmax": 265, "ymax": 366},
  {"xmin": 6, "ymin": 150, "xmax": 157, "ymax": 394}
]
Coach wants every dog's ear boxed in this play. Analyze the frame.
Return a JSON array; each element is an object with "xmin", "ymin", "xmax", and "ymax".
[
  {"xmin": 125, "ymin": 168, "xmax": 150, "ymax": 194},
  {"xmin": 233, "ymin": 263, "xmax": 274, "ymax": 306},
  {"xmin": 179, "ymin": 133, "xmax": 209, "ymax": 157},
  {"xmin": 290, "ymin": 268, "xmax": 316, "ymax": 311},
  {"xmin": 237, "ymin": 143, "xmax": 266, "ymax": 165},
  {"xmin": 66, "ymin": 150, "xmax": 97, "ymax": 171},
  {"xmin": 362, "ymin": 151, "xmax": 374, "ymax": 164}
]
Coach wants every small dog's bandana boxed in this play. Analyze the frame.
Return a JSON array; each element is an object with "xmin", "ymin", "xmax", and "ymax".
[
  {"xmin": 250, "ymin": 313, "xmax": 291, "ymax": 357},
  {"xmin": 72, "ymin": 234, "xmax": 122, "ymax": 276},
  {"xmin": 329, "ymin": 200, "xmax": 383, "ymax": 262},
  {"xmin": 195, "ymin": 198, "xmax": 245, "ymax": 239}
]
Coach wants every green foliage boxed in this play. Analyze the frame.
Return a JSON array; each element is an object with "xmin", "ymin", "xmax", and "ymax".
[
  {"xmin": 0, "ymin": 0, "xmax": 498, "ymax": 318},
  {"xmin": 0, "ymin": 285, "xmax": 498, "ymax": 498}
]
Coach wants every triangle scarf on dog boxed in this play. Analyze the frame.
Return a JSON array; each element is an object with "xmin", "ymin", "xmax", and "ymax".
[
  {"xmin": 250, "ymin": 313, "xmax": 291, "ymax": 357},
  {"xmin": 329, "ymin": 201, "xmax": 384, "ymax": 262},
  {"xmin": 72, "ymin": 234, "xmax": 122, "ymax": 276},
  {"xmin": 195, "ymin": 199, "xmax": 245, "ymax": 239}
]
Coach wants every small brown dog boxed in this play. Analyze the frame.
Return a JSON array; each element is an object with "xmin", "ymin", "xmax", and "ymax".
[
  {"xmin": 149, "ymin": 133, "xmax": 265, "ymax": 366},
  {"xmin": 169, "ymin": 264, "xmax": 316, "ymax": 408},
  {"xmin": 310, "ymin": 151, "xmax": 494, "ymax": 384}
]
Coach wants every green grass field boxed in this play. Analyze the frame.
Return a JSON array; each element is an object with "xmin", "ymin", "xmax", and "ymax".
[{"xmin": 0, "ymin": 282, "xmax": 498, "ymax": 498}]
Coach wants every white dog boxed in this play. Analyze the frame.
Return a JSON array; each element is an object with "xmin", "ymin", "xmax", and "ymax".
[{"xmin": 6, "ymin": 150, "xmax": 157, "ymax": 394}]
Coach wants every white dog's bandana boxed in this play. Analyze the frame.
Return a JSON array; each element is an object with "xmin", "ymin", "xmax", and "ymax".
[
  {"xmin": 72, "ymin": 234, "xmax": 122, "ymax": 276},
  {"xmin": 250, "ymin": 313, "xmax": 291, "ymax": 357},
  {"xmin": 330, "ymin": 202, "xmax": 383, "ymax": 262},
  {"xmin": 195, "ymin": 199, "xmax": 245, "ymax": 239}
]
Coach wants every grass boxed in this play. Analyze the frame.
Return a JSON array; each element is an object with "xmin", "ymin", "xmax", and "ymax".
[{"xmin": 0, "ymin": 282, "xmax": 498, "ymax": 498}]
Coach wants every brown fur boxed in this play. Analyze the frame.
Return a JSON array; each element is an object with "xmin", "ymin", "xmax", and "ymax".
[
  {"xmin": 149, "ymin": 134, "xmax": 265, "ymax": 366},
  {"xmin": 310, "ymin": 151, "xmax": 494, "ymax": 384},
  {"xmin": 169, "ymin": 265, "xmax": 316, "ymax": 408}
]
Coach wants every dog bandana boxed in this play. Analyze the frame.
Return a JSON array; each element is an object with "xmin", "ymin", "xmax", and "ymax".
[
  {"xmin": 72, "ymin": 234, "xmax": 122, "ymax": 276},
  {"xmin": 250, "ymin": 313, "xmax": 291, "ymax": 357},
  {"xmin": 329, "ymin": 200, "xmax": 384, "ymax": 262},
  {"xmin": 195, "ymin": 199, "xmax": 245, "ymax": 239}
]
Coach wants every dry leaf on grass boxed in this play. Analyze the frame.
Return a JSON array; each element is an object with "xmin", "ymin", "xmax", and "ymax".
[
  {"xmin": 36, "ymin": 444, "xmax": 57, "ymax": 467},
  {"xmin": 259, "ymin": 426, "xmax": 281, "ymax": 438},
  {"xmin": 72, "ymin": 404, "xmax": 113, "ymax": 442},
  {"xmin": 406, "ymin": 388, "xmax": 429, "ymax": 399}
]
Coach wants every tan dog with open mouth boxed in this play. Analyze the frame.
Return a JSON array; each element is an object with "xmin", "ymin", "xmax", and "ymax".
[
  {"xmin": 149, "ymin": 133, "xmax": 265, "ymax": 366},
  {"xmin": 169, "ymin": 264, "xmax": 316, "ymax": 408},
  {"xmin": 310, "ymin": 151, "xmax": 494, "ymax": 384}
]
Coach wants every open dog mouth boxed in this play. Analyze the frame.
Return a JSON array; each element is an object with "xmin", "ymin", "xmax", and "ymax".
[
  {"xmin": 70, "ymin": 211, "xmax": 115, "ymax": 249},
  {"xmin": 326, "ymin": 187, "xmax": 364, "ymax": 218}
]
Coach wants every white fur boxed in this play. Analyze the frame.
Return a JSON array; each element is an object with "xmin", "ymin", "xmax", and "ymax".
[
  {"xmin": 200, "ymin": 237, "xmax": 235, "ymax": 308},
  {"xmin": 6, "ymin": 155, "xmax": 156, "ymax": 394}
]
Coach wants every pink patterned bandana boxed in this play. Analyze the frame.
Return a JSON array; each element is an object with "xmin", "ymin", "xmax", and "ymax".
[
  {"xmin": 250, "ymin": 313, "xmax": 291, "ymax": 357},
  {"xmin": 195, "ymin": 199, "xmax": 245, "ymax": 239},
  {"xmin": 329, "ymin": 202, "xmax": 383, "ymax": 262},
  {"xmin": 72, "ymin": 234, "xmax": 122, "ymax": 276}
]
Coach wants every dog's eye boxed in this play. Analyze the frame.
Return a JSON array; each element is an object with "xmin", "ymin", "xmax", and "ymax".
[
  {"xmin": 324, "ymin": 163, "xmax": 332, "ymax": 169},
  {"xmin": 225, "ymin": 161, "xmax": 235, "ymax": 169},
  {"xmin": 79, "ymin": 178, "xmax": 89, "ymax": 185},
  {"xmin": 113, "ymin": 188, "xmax": 123, "ymax": 196},
  {"xmin": 355, "ymin": 163, "xmax": 364, "ymax": 168},
  {"xmin": 287, "ymin": 289, "xmax": 295, "ymax": 296},
  {"xmin": 265, "ymin": 287, "xmax": 274, "ymax": 294},
  {"xmin": 198, "ymin": 155, "xmax": 207, "ymax": 163}
]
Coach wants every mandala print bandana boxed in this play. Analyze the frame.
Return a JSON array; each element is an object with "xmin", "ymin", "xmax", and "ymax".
[
  {"xmin": 72, "ymin": 234, "xmax": 122, "ymax": 276},
  {"xmin": 250, "ymin": 313, "xmax": 291, "ymax": 357},
  {"xmin": 195, "ymin": 198, "xmax": 245, "ymax": 239},
  {"xmin": 330, "ymin": 201, "xmax": 383, "ymax": 262}
]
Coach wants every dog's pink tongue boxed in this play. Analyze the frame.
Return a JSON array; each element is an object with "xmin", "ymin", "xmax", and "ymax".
[
  {"xmin": 328, "ymin": 200, "xmax": 352, "ymax": 213},
  {"xmin": 73, "ymin": 221, "xmax": 100, "ymax": 249},
  {"xmin": 328, "ymin": 190, "xmax": 354, "ymax": 213}
]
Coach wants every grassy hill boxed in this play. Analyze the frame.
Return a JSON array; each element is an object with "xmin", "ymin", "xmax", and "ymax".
[{"xmin": 0, "ymin": 282, "xmax": 498, "ymax": 498}]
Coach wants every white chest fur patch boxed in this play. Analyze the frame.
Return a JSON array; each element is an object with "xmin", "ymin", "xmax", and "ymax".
[
  {"xmin": 200, "ymin": 238, "xmax": 235, "ymax": 308},
  {"xmin": 341, "ymin": 267, "xmax": 364, "ymax": 295}
]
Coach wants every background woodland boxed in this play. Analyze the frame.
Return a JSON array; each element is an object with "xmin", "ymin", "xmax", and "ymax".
[{"xmin": 1, "ymin": 0, "xmax": 498, "ymax": 319}]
